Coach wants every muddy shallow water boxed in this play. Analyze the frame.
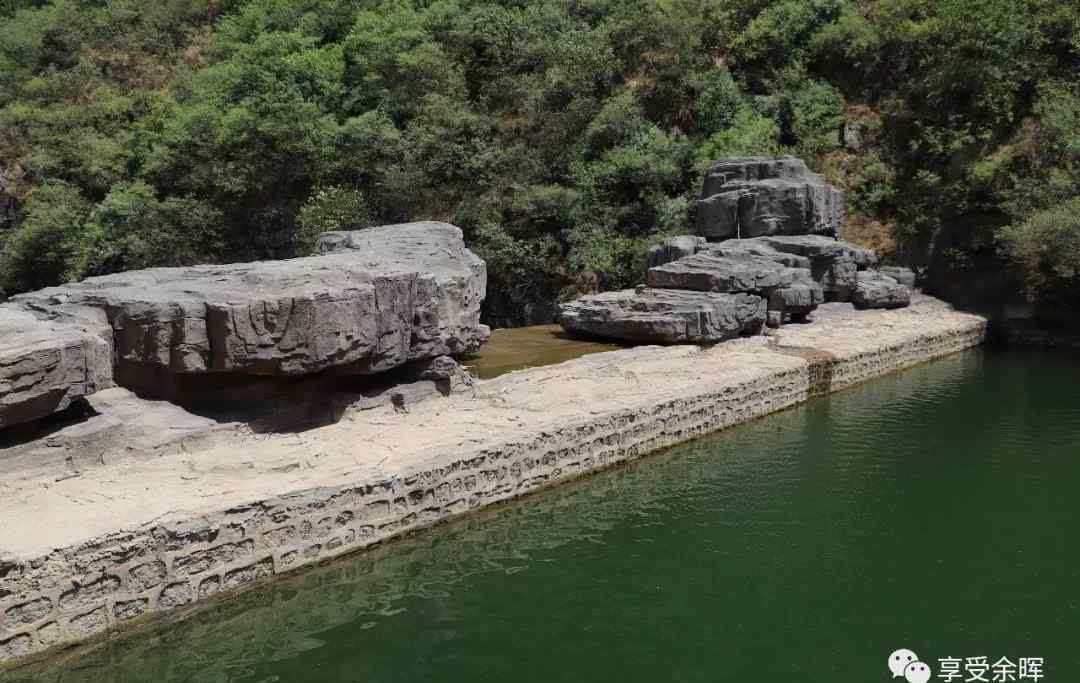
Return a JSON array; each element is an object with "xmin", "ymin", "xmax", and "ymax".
[{"xmin": 463, "ymin": 324, "xmax": 622, "ymax": 379}]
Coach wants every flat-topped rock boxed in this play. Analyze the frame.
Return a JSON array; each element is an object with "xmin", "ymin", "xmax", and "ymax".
[
  {"xmin": 0, "ymin": 305, "xmax": 113, "ymax": 429},
  {"xmin": 13, "ymin": 223, "xmax": 487, "ymax": 388},
  {"xmin": 647, "ymin": 252, "xmax": 793, "ymax": 294},
  {"xmin": 559, "ymin": 287, "xmax": 765, "ymax": 344},
  {"xmin": 703, "ymin": 240, "xmax": 811, "ymax": 269},
  {"xmin": 760, "ymin": 235, "xmax": 875, "ymax": 266},
  {"xmin": 696, "ymin": 156, "xmax": 844, "ymax": 240}
]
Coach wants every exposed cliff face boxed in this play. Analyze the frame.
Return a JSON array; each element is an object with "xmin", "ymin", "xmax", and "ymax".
[{"xmin": 0, "ymin": 222, "xmax": 488, "ymax": 428}]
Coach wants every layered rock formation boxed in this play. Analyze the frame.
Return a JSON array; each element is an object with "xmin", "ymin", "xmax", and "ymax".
[
  {"xmin": 559, "ymin": 156, "xmax": 913, "ymax": 343},
  {"xmin": 696, "ymin": 156, "xmax": 844, "ymax": 240},
  {"xmin": 0, "ymin": 222, "xmax": 488, "ymax": 428},
  {"xmin": 560, "ymin": 287, "xmax": 766, "ymax": 344},
  {"xmin": 0, "ymin": 306, "xmax": 113, "ymax": 429}
]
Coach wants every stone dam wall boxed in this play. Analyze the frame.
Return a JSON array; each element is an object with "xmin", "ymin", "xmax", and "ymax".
[{"xmin": 0, "ymin": 297, "xmax": 986, "ymax": 667}]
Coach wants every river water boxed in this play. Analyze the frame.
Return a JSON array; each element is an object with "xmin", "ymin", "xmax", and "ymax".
[{"xmin": 9, "ymin": 348, "xmax": 1080, "ymax": 682}]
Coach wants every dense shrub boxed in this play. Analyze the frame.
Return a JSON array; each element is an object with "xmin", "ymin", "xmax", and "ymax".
[
  {"xmin": 998, "ymin": 197, "xmax": 1080, "ymax": 315},
  {"xmin": 0, "ymin": 0, "xmax": 1077, "ymax": 321}
]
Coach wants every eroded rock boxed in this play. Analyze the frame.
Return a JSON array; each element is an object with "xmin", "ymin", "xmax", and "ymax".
[
  {"xmin": 0, "ymin": 306, "xmax": 113, "ymax": 429},
  {"xmin": 559, "ymin": 287, "xmax": 765, "ymax": 344},
  {"xmin": 852, "ymin": 271, "xmax": 911, "ymax": 309},
  {"xmin": 696, "ymin": 156, "xmax": 844, "ymax": 240},
  {"xmin": 11, "ymin": 223, "xmax": 486, "ymax": 394},
  {"xmin": 878, "ymin": 266, "xmax": 916, "ymax": 290},
  {"xmin": 768, "ymin": 269, "xmax": 825, "ymax": 323},
  {"xmin": 721, "ymin": 235, "xmax": 876, "ymax": 302}
]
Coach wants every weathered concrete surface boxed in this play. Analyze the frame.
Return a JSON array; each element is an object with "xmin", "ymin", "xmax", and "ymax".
[
  {"xmin": 696, "ymin": 156, "xmax": 844, "ymax": 240},
  {"xmin": 13, "ymin": 223, "xmax": 486, "ymax": 387},
  {"xmin": 0, "ymin": 306, "xmax": 113, "ymax": 430},
  {"xmin": 559, "ymin": 287, "xmax": 767, "ymax": 343},
  {"xmin": 0, "ymin": 295, "xmax": 985, "ymax": 666}
]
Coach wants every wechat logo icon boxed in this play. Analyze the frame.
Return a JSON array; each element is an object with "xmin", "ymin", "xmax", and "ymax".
[{"xmin": 889, "ymin": 648, "xmax": 932, "ymax": 683}]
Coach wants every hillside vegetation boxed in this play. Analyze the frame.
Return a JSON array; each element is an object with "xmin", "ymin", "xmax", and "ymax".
[{"xmin": 1, "ymin": 0, "xmax": 1078, "ymax": 325}]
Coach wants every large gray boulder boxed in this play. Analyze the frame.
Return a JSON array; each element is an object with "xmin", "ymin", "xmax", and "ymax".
[
  {"xmin": 696, "ymin": 156, "xmax": 844, "ymax": 240},
  {"xmin": 0, "ymin": 305, "xmax": 113, "ymax": 429},
  {"xmin": 9, "ymin": 222, "xmax": 488, "ymax": 404},
  {"xmin": 852, "ymin": 271, "xmax": 911, "ymax": 309},
  {"xmin": 559, "ymin": 287, "xmax": 766, "ymax": 344},
  {"xmin": 703, "ymin": 240, "xmax": 811, "ymax": 269}
]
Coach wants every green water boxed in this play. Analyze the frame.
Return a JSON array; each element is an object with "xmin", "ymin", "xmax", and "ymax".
[{"xmin": 10, "ymin": 348, "xmax": 1080, "ymax": 683}]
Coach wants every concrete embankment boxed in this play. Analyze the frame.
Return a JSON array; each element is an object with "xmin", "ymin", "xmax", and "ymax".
[{"xmin": 0, "ymin": 295, "xmax": 985, "ymax": 667}]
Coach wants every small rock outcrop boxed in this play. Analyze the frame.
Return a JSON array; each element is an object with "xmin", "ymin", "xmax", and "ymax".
[
  {"xmin": 1, "ymin": 222, "xmax": 488, "ymax": 428},
  {"xmin": 559, "ymin": 156, "xmax": 914, "ymax": 344},
  {"xmin": 878, "ymin": 266, "xmax": 916, "ymax": 289},
  {"xmin": 646, "ymin": 235, "xmax": 706, "ymax": 268},
  {"xmin": 560, "ymin": 287, "xmax": 765, "ymax": 344},
  {"xmin": 696, "ymin": 156, "xmax": 844, "ymax": 240},
  {"xmin": 852, "ymin": 271, "xmax": 911, "ymax": 309},
  {"xmin": 0, "ymin": 306, "xmax": 113, "ymax": 429}
]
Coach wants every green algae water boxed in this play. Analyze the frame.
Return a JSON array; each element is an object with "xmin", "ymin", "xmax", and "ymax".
[{"xmin": 9, "ymin": 348, "xmax": 1080, "ymax": 683}]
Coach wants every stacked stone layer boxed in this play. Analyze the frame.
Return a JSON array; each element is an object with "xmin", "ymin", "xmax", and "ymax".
[
  {"xmin": 560, "ymin": 157, "xmax": 916, "ymax": 343},
  {"xmin": 0, "ymin": 222, "xmax": 487, "ymax": 427}
]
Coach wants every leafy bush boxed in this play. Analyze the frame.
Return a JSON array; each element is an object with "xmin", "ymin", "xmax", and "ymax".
[
  {"xmin": 74, "ymin": 181, "xmax": 224, "ymax": 277},
  {"xmin": 296, "ymin": 186, "xmax": 372, "ymax": 254},
  {"xmin": 998, "ymin": 197, "xmax": 1080, "ymax": 313},
  {"xmin": 0, "ymin": 0, "xmax": 1077, "ymax": 325},
  {"xmin": 0, "ymin": 180, "xmax": 89, "ymax": 294}
]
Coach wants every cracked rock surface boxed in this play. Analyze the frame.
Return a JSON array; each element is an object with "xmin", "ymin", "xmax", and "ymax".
[
  {"xmin": 853, "ymin": 271, "xmax": 912, "ymax": 309},
  {"xmin": 0, "ymin": 305, "xmax": 113, "ymax": 430},
  {"xmin": 1, "ymin": 222, "xmax": 487, "ymax": 427},
  {"xmin": 696, "ymin": 156, "xmax": 844, "ymax": 239}
]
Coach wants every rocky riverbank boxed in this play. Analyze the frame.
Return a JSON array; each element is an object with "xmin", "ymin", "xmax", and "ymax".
[{"xmin": 0, "ymin": 295, "xmax": 985, "ymax": 667}]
